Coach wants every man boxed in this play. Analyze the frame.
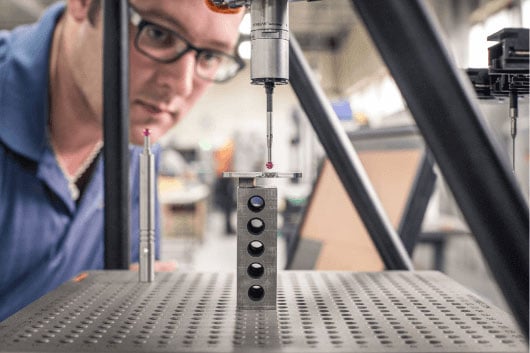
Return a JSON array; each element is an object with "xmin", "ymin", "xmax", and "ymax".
[{"xmin": 0, "ymin": 0, "xmax": 244, "ymax": 321}]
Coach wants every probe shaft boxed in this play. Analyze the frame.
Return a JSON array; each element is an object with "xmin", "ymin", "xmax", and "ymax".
[
  {"xmin": 266, "ymin": 82, "xmax": 274, "ymax": 169},
  {"xmin": 509, "ymin": 90, "xmax": 518, "ymax": 174}
]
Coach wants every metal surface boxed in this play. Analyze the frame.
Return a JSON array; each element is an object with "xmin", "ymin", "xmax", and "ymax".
[
  {"xmin": 237, "ymin": 183, "xmax": 277, "ymax": 309},
  {"xmin": 103, "ymin": 0, "xmax": 130, "ymax": 270},
  {"xmin": 0, "ymin": 271, "xmax": 526, "ymax": 352},
  {"xmin": 352, "ymin": 0, "xmax": 529, "ymax": 337},
  {"xmin": 289, "ymin": 35, "xmax": 413, "ymax": 271}
]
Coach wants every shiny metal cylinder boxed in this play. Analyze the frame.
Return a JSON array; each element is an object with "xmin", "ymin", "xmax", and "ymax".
[
  {"xmin": 139, "ymin": 143, "xmax": 155, "ymax": 282},
  {"xmin": 250, "ymin": 0, "xmax": 289, "ymax": 84}
]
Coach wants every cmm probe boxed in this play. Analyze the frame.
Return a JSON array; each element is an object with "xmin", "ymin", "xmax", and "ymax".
[
  {"xmin": 250, "ymin": 0, "xmax": 289, "ymax": 169},
  {"xmin": 209, "ymin": 0, "xmax": 290, "ymax": 169}
]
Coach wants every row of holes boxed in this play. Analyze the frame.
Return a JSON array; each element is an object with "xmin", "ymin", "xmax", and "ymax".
[
  {"xmin": 245, "ymin": 195, "xmax": 268, "ymax": 302},
  {"xmin": 8, "ymin": 272, "xmax": 525, "ymax": 350}
]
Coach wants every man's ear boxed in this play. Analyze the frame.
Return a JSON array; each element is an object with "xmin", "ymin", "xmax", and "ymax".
[{"xmin": 67, "ymin": 0, "xmax": 92, "ymax": 22}]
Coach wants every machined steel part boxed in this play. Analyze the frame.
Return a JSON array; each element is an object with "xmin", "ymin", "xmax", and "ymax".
[
  {"xmin": 0, "ymin": 271, "xmax": 526, "ymax": 353},
  {"xmin": 237, "ymin": 183, "xmax": 277, "ymax": 309},
  {"xmin": 224, "ymin": 172, "xmax": 301, "ymax": 310}
]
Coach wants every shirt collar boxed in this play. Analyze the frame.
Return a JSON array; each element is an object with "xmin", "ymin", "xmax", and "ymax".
[{"xmin": 0, "ymin": 3, "xmax": 65, "ymax": 161}]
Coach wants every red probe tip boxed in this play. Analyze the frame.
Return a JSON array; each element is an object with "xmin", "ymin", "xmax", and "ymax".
[
  {"xmin": 143, "ymin": 128, "xmax": 150, "ymax": 137},
  {"xmin": 266, "ymin": 162, "xmax": 273, "ymax": 169}
]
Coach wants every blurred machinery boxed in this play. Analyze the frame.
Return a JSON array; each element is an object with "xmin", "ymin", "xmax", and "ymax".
[{"xmin": 467, "ymin": 28, "xmax": 529, "ymax": 172}]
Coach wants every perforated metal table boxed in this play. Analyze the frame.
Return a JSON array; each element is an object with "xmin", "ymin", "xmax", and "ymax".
[{"xmin": 0, "ymin": 271, "xmax": 526, "ymax": 352}]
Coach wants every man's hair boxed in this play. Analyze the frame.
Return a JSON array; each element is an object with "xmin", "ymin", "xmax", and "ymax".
[{"xmin": 87, "ymin": 0, "xmax": 101, "ymax": 26}]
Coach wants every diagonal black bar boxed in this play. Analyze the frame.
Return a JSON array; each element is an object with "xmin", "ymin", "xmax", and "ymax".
[
  {"xmin": 103, "ymin": 0, "xmax": 130, "ymax": 269},
  {"xmin": 352, "ymin": 0, "xmax": 528, "ymax": 337},
  {"xmin": 398, "ymin": 150, "xmax": 437, "ymax": 255},
  {"xmin": 289, "ymin": 35, "xmax": 413, "ymax": 270}
]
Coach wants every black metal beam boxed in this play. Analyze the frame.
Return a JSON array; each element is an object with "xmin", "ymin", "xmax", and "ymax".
[
  {"xmin": 398, "ymin": 151, "xmax": 437, "ymax": 255},
  {"xmin": 289, "ymin": 35, "xmax": 413, "ymax": 270},
  {"xmin": 103, "ymin": 0, "xmax": 130, "ymax": 269},
  {"xmin": 352, "ymin": 0, "xmax": 528, "ymax": 337}
]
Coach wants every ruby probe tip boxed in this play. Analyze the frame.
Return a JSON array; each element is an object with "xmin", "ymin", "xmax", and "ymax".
[
  {"xmin": 266, "ymin": 162, "xmax": 273, "ymax": 169},
  {"xmin": 143, "ymin": 128, "xmax": 150, "ymax": 137}
]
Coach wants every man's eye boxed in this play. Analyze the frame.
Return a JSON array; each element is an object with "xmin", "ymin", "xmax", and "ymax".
[
  {"xmin": 200, "ymin": 52, "xmax": 222, "ymax": 67},
  {"xmin": 144, "ymin": 25, "xmax": 174, "ymax": 46}
]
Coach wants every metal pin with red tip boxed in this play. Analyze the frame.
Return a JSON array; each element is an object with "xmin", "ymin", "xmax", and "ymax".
[
  {"xmin": 140, "ymin": 127, "xmax": 154, "ymax": 282},
  {"xmin": 143, "ymin": 129, "xmax": 151, "ymax": 151}
]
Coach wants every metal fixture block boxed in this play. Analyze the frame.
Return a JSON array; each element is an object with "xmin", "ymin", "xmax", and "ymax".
[{"xmin": 237, "ymin": 182, "xmax": 277, "ymax": 309}]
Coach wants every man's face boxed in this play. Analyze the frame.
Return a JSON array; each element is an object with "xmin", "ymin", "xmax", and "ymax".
[
  {"xmin": 73, "ymin": 0, "xmax": 242, "ymax": 145},
  {"xmin": 127, "ymin": 0, "xmax": 243, "ymax": 144}
]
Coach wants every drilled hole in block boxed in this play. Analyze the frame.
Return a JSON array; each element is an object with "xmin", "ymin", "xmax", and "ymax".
[
  {"xmin": 247, "ymin": 263, "xmax": 264, "ymax": 278},
  {"xmin": 247, "ymin": 218, "xmax": 265, "ymax": 235},
  {"xmin": 248, "ymin": 285, "xmax": 265, "ymax": 301},
  {"xmin": 248, "ymin": 196, "xmax": 265, "ymax": 212},
  {"xmin": 248, "ymin": 241, "xmax": 264, "ymax": 256}
]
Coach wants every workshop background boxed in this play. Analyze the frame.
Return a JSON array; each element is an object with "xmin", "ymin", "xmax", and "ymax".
[{"xmin": 1, "ymin": 0, "xmax": 528, "ymax": 314}]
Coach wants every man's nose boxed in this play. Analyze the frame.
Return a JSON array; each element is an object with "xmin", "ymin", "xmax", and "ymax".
[{"xmin": 156, "ymin": 51, "xmax": 196, "ymax": 98}]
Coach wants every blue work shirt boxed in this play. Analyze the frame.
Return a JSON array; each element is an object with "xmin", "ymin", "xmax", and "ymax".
[{"xmin": 0, "ymin": 3, "xmax": 160, "ymax": 321}]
